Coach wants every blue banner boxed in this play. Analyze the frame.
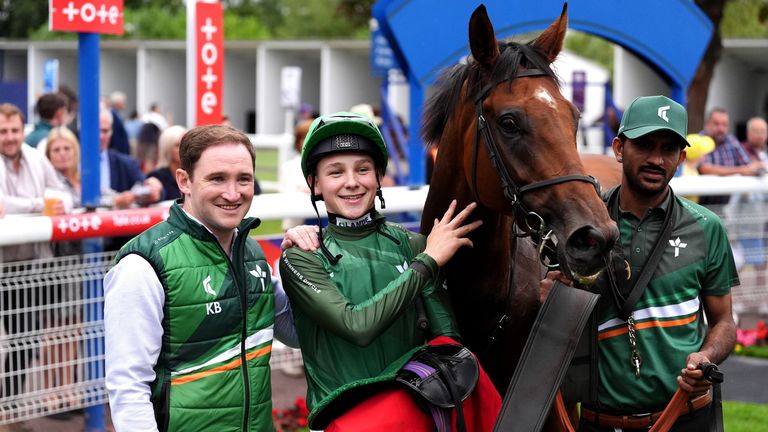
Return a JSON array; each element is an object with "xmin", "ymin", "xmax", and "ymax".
[{"xmin": 371, "ymin": 27, "xmax": 398, "ymax": 77}]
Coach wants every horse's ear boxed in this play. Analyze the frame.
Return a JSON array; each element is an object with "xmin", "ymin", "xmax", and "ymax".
[
  {"xmin": 469, "ymin": 4, "xmax": 499, "ymax": 70},
  {"xmin": 532, "ymin": 3, "xmax": 568, "ymax": 64}
]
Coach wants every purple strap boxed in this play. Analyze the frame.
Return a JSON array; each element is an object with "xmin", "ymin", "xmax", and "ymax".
[
  {"xmin": 403, "ymin": 360, "xmax": 450, "ymax": 432},
  {"xmin": 402, "ymin": 361, "xmax": 436, "ymax": 378}
]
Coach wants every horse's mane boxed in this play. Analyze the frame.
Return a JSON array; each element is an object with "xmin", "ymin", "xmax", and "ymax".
[{"xmin": 422, "ymin": 41, "xmax": 560, "ymax": 147}]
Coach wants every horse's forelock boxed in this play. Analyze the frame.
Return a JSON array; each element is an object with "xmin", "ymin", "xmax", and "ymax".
[
  {"xmin": 421, "ymin": 41, "xmax": 560, "ymax": 148},
  {"xmin": 491, "ymin": 42, "xmax": 561, "ymax": 89}
]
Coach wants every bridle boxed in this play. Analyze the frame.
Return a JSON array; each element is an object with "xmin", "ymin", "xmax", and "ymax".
[{"xmin": 471, "ymin": 67, "xmax": 600, "ymax": 267}]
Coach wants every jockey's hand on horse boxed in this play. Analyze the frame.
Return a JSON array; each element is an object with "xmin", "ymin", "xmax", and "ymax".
[
  {"xmin": 424, "ymin": 200, "xmax": 482, "ymax": 267},
  {"xmin": 282, "ymin": 225, "xmax": 320, "ymax": 251},
  {"xmin": 538, "ymin": 271, "xmax": 574, "ymax": 304},
  {"xmin": 677, "ymin": 352, "xmax": 713, "ymax": 398}
]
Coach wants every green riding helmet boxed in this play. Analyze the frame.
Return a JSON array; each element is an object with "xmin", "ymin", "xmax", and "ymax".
[{"xmin": 301, "ymin": 111, "xmax": 389, "ymax": 180}]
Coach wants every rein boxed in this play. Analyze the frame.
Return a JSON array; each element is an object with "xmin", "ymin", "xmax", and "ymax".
[
  {"xmin": 471, "ymin": 68, "xmax": 600, "ymax": 268},
  {"xmin": 552, "ymin": 389, "xmax": 688, "ymax": 432},
  {"xmin": 553, "ymin": 362, "xmax": 724, "ymax": 431}
]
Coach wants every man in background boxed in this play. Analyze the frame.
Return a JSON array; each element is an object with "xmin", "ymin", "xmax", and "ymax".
[
  {"xmin": 24, "ymin": 92, "xmax": 70, "ymax": 149},
  {"xmin": 698, "ymin": 107, "xmax": 763, "ymax": 206},
  {"xmin": 0, "ymin": 103, "xmax": 68, "ymax": 260},
  {"xmin": 108, "ymin": 91, "xmax": 131, "ymax": 155}
]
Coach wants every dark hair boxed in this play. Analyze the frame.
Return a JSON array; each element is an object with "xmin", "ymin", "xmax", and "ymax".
[
  {"xmin": 58, "ymin": 85, "xmax": 78, "ymax": 110},
  {"xmin": 35, "ymin": 93, "xmax": 68, "ymax": 120},
  {"xmin": 0, "ymin": 103, "xmax": 25, "ymax": 123},
  {"xmin": 179, "ymin": 125, "xmax": 255, "ymax": 178},
  {"xmin": 137, "ymin": 122, "xmax": 161, "ymax": 145}
]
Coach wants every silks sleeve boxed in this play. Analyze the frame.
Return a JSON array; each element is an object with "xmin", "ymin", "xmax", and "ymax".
[
  {"xmin": 405, "ymin": 231, "xmax": 460, "ymax": 340},
  {"xmin": 279, "ymin": 247, "xmax": 437, "ymax": 346},
  {"xmin": 422, "ymin": 281, "xmax": 460, "ymax": 340}
]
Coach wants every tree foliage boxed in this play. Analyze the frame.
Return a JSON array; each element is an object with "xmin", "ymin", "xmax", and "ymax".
[
  {"xmin": 0, "ymin": 0, "xmax": 49, "ymax": 38},
  {"xmin": 1, "ymin": 0, "xmax": 371, "ymax": 40},
  {"xmin": 3, "ymin": 0, "xmax": 767, "ymax": 42},
  {"xmin": 721, "ymin": 0, "xmax": 768, "ymax": 38},
  {"xmin": 337, "ymin": 0, "xmax": 376, "ymax": 28},
  {"xmin": 564, "ymin": 31, "xmax": 614, "ymax": 75},
  {"xmin": 272, "ymin": 0, "xmax": 369, "ymax": 39}
]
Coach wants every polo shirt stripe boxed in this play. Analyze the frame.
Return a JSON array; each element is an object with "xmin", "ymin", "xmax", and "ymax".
[
  {"xmin": 598, "ymin": 314, "xmax": 699, "ymax": 341},
  {"xmin": 597, "ymin": 297, "xmax": 700, "ymax": 332}
]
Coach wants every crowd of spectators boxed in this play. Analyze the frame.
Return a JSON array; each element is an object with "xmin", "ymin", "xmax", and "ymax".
[
  {"xmin": 688, "ymin": 108, "xmax": 768, "ymax": 315},
  {"xmin": 0, "ymin": 91, "xmax": 208, "ymax": 416}
]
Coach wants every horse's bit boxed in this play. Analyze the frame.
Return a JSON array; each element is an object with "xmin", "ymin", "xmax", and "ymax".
[{"xmin": 472, "ymin": 68, "xmax": 600, "ymax": 268}]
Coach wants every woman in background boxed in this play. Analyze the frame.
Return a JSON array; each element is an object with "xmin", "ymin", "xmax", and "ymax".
[
  {"xmin": 45, "ymin": 126, "xmax": 81, "ymax": 209},
  {"xmin": 146, "ymin": 125, "xmax": 186, "ymax": 201}
]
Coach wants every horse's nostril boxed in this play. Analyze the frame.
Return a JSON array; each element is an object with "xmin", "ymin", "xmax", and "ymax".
[{"xmin": 567, "ymin": 226, "xmax": 606, "ymax": 252}]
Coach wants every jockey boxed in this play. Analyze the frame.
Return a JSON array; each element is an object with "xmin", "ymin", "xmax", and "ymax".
[{"xmin": 279, "ymin": 112, "xmax": 499, "ymax": 431}]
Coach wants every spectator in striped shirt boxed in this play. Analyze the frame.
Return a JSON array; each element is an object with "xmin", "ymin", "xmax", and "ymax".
[{"xmin": 698, "ymin": 107, "xmax": 764, "ymax": 206}]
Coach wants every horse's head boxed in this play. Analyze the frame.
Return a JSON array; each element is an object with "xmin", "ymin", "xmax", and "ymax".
[{"xmin": 426, "ymin": 4, "xmax": 618, "ymax": 283}]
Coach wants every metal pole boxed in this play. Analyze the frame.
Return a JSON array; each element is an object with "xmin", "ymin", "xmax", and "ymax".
[
  {"xmin": 186, "ymin": 1, "xmax": 197, "ymax": 126},
  {"xmin": 380, "ymin": 78, "xmax": 405, "ymax": 185},
  {"xmin": 671, "ymin": 83, "xmax": 686, "ymax": 107},
  {"xmin": 407, "ymin": 79, "xmax": 424, "ymax": 186},
  {"xmin": 78, "ymin": 31, "xmax": 105, "ymax": 432}
]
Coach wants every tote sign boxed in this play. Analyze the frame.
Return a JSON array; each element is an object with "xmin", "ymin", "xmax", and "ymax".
[
  {"xmin": 195, "ymin": 1, "xmax": 224, "ymax": 125},
  {"xmin": 49, "ymin": 0, "xmax": 124, "ymax": 35}
]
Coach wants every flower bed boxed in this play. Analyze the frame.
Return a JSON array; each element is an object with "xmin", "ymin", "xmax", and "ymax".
[
  {"xmin": 273, "ymin": 397, "xmax": 310, "ymax": 432},
  {"xmin": 734, "ymin": 319, "xmax": 768, "ymax": 358}
]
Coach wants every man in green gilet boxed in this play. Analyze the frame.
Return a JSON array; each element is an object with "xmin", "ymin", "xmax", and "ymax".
[
  {"xmin": 544, "ymin": 96, "xmax": 737, "ymax": 431},
  {"xmin": 105, "ymin": 125, "xmax": 298, "ymax": 432}
]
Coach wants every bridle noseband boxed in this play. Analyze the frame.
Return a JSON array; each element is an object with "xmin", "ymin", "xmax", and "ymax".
[{"xmin": 471, "ymin": 68, "xmax": 600, "ymax": 267}]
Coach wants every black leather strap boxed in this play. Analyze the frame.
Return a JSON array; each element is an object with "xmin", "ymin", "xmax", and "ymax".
[
  {"xmin": 710, "ymin": 382, "xmax": 724, "ymax": 432},
  {"xmin": 429, "ymin": 352, "xmax": 467, "ymax": 432},
  {"xmin": 493, "ymin": 281, "xmax": 599, "ymax": 432},
  {"xmin": 606, "ymin": 187, "xmax": 677, "ymax": 320}
]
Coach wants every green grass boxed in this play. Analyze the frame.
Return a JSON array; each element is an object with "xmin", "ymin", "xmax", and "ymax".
[
  {"xmin": 734, "ymin": 344, "xmax": 768, "ymax": 359},
  {"xmin": 255, "ymin": 149, "xmax": 279, "ymax": 183},
  {"xmin": 254, "ymin": 219, "xmax": 283, "ymax": 236},
  {"xmin": 723, "ymin": 401, "xmax": 768, "ymax": 431}
]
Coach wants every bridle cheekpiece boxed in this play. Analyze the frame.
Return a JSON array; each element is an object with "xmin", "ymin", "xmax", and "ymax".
[{"xmin": 471, "ymin": 68, "xmax": 601, "ymax": 268}]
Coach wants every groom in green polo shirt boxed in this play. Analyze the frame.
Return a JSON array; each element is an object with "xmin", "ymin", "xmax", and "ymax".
[{"xmin": 546, "ymin": 95, "xmax": 738, "ymax": 431}]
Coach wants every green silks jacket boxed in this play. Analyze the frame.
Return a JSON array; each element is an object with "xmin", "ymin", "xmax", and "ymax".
[{"xmin": 279, "ymin": 212, "xmax": 459, "ymax": 429}]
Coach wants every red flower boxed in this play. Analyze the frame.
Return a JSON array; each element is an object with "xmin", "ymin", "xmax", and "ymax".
[{"xmin": 294, "ymin": 397, "xmax": 307, "ymax": 409}]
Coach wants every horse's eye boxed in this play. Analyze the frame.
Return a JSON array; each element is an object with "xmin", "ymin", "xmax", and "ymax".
[{"xmin": 497, "ymin": 116, "xmax": 520, "ymax": 134}]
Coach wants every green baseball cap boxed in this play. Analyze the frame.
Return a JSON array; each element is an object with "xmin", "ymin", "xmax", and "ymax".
[{"xmin": 618, "ymin": 95, "xmax": 689, "ymax": 147}]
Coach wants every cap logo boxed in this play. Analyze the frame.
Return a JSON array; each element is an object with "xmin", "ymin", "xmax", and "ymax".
[
  {"xmin": 332, "ymin": 134, "xmax": 358, "ymax": 150},
  {"xmin": 658, "ymin": 106, "xmax": 670, "ymax": 123}
]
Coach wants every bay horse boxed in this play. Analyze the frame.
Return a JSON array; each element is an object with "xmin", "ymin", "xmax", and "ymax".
[{"xmin": 420, "ymin": 4, "xmax": 621, "ymax": 394}]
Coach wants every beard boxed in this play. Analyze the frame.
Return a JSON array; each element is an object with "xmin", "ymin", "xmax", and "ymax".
[{"xmin": 623, "ymin": 164, "xmax": 672, "ymax": 198}]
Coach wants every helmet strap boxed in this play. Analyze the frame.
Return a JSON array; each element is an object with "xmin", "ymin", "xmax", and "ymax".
[
  {"xmin": 376, "ymin": 176, "xmax": 386, "ymax": 209},
  {"xmin": 308, "ymin": 174, "xmax": 342, "ymax": 264}
]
